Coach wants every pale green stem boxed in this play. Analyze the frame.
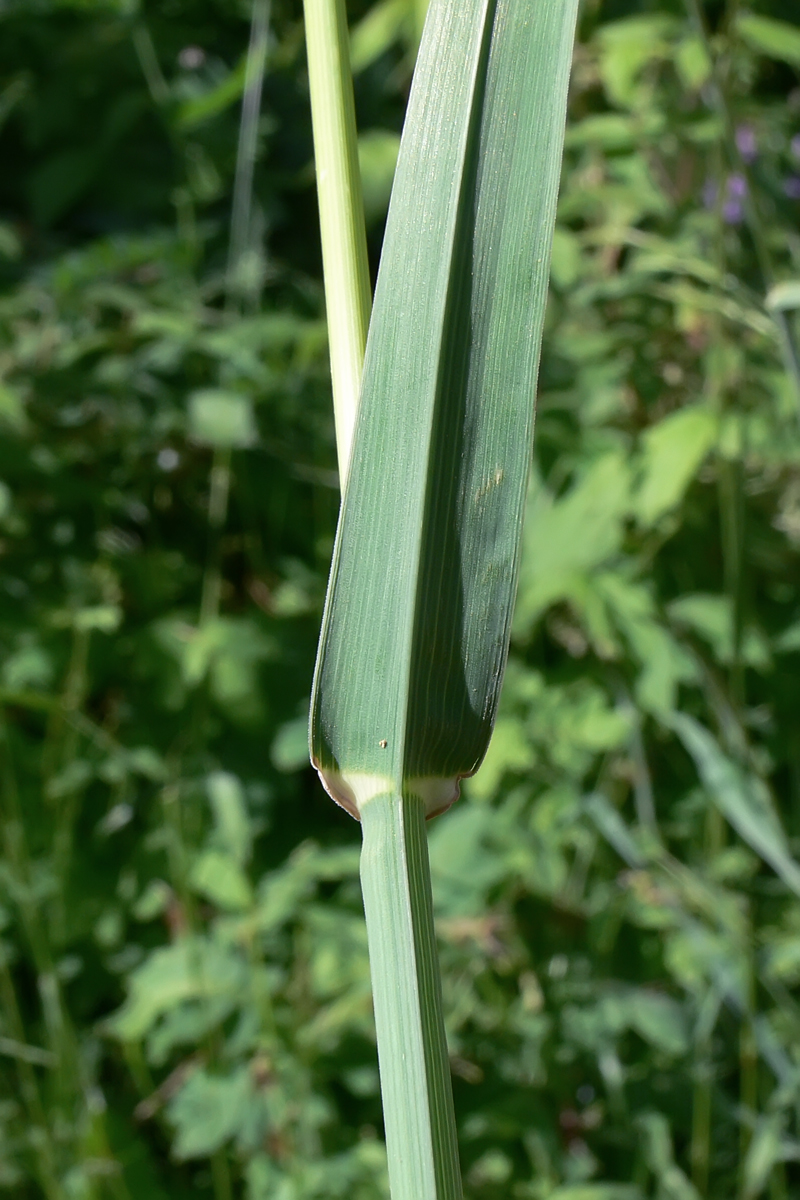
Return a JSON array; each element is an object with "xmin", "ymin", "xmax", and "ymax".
[
  {"xmin": 201, "ymin": 0, "xmax": 270, "ymax": 627},
  {"xmin": 131, "ymin": 22, "xmax": 197, "ymax": 251},
  {"xmin": 359, "ymin": 793, "xmax": 462, "ymax": 1200},
  {"xmin": 303, "ymin": 0, "xmax": 372, "ymax": 486},
  {"xmin": 227, "ymin": 0, "xmax": 271, "ymax": 308},
  {"xmin": 131, "ymin": 24, "xmax": 169, "ymax": 107}
]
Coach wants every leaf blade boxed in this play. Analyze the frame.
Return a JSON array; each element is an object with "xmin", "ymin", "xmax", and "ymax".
[{"xmin": 311, "ymin": 0, "xmax": 579, "ymax": 814}]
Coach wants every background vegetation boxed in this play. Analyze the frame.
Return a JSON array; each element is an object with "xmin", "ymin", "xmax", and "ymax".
[{"xmin": 2, "ymin": 0, "xmax": 800, "ymax": 1196}]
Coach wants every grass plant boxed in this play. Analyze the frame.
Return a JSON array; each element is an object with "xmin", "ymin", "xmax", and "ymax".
[
  {"xmin": 306, "ymin": 0, "xmax": 578, "ymax": 1194},
  {"xmin": 3, "ymin": 2, "xmax": 800, "ymax": 1196}
]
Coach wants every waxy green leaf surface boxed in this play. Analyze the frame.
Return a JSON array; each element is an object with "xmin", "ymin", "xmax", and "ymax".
[{"xmin": 311, "ymin": 0, "xmax": 578, "ymax": 818}]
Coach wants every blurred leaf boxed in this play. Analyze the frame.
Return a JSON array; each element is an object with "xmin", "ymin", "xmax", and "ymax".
[
  {"xmin": 469, "ymin": 715, "xmax": 535, "ymax": 800},
  {"xmin": 358, "ymin": 130, "xmax": 400, "ymax": 224},
  {"xmin": 774, "ymin": 620, "xmax": 800, "ymax": 653},
  {"xmin": 133, "ymin": 880, "xmax": 172, "ymax": 922},
  {"xmin": 637, "ymin": 1111, "xmax": 700, "ymax": 1200},
  {"xmin": 584, "ymin": 792, "xmax": 645, "ymax": 868},
  {"xmin": 188, "ymin": 390, "xmax": 257, "ymax": 448},
  {"xmin": 674, "ymin": 36, "xmax": 711, "ymax": 89},
  {"xmin": 350, "ymin": 0, "xmax": 411, "ymax": 72},
  {"xmin": 108, "ymin": 937, "xmax": 248, "ymax": 1041},
  {"xmin": 271, "ymin": 713, "xmax": 310, "ymax": 772},
  {"xmin": 175, "ymin": 56, "xmax": 248, "ymax": 129},
  {"xmin": 627, "ymin": 991, "xmax": 688, "ymax": 1056},
  {"xmin": 167, "ymin": 1066, "xmax": 252, "ymax": 1159},
  {"xmin": 565, "ymin": 114, "xmax": 638, "ymax": 150},
  {"xmin": 634, "ymin": 406, "xmax": 717, "ymax": 527},
  {"xmin": 668, "ymin": 594, "xmax": 771, "ymax": 669},
  {"xmin": 670, "ymin": 714, "xmax": 800, "ymax": 899},
  {"xmin": 0, "ymin": 638, "xmax": 53, "ymax": 691},
  {"xmin": 428, "ymin": 805, "xmax": 510, "ymax": 917},
  {"xmin": 0, "ymin": 385, "xmax": 27, "ymax": 433},
  {"xmin": 765, "ymin": 281, "xmax": 800, "ymax": 312},
  {"xmin": 735, "ymin": 14, "xmax": 800, "ymax": 68},
  {"xmin": 207, "ymin": 771, "xmax": 251, "ymax": 864},
  {"xmin": 547, "ymin": 1189, "xmax": 641, "ymax": 1200},
  {"xmin": 741, "ymin": 1113, "xmax": 785, "ymax": 1200},
  {"xmin": 515, "ymin": 453, "xmax": 630, "ymax": 633},
  {"xmin": 73, "ymin": 604, "xmax": 122, "ymax": 633},
  {"xmin": 190, "ymin": 850, "xmax": 253, "ymax": 911},
  {"xmin": 550, "ymin": 226, "xmax": 582, "ymax": 288},
  {"xmin": 597, "ymin": 17, "xmax": 675, "ymax": 109}
]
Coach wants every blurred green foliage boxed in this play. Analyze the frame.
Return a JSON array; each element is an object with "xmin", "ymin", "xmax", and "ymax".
[{"xmin": 2, "ymin": 0, "xmax": 800, "ymax": 1197}]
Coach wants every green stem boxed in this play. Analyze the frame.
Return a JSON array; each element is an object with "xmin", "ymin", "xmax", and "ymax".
[
  {"xmin": 739, "ymin": 941, "xmax": 758, "ymax": 1194},
  {"xmin": 303, "ymin": 0, "xmax": 372, "ymax": 485},
  {"xmin": 200, "ymin": 446, "xmax": 232, "ymax": 626},
  {"xmin": 200, "ymin": 0, "xmax": 271, "ymax": 627},
  {"xmin": 0, "ymin": 963, "xmax": 62, "ymax": 1200},
  {"xmin": 719, "ymin": 454, "xmax": 746, "ymax": 709},
  {"xmin": 359, "ymin": 793, "xmax": 462, "ymax": 1200},
  {"xmin": 211, "ymin": 1149, "xmax": 233, "ymax": 1200},
  {"xmin": 691, "ymin": 1051, "xmax": 711, "ymax": 1195},
  {"xmin": 131, "ymin": 22, "xmax": 198, "ymax": 252},
  {"xmin": 227, "ymin": 0, "xmax": 271, "ymax": 310}
]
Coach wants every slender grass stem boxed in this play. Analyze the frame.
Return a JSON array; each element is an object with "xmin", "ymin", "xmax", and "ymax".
[
  {"xmin": 738, "ymin": 942, "xmax": 758, "ymax": 1191},
  {"xmin": 359, "ymin": 793, "xmax": 462, "ymax": 1200},
  {"xmin": 719, "ymin": 455, "xmax": 746, "ymax": 708},
  {"xmin": 200, "ymin": 0, "xmax": 270, "ymax": 628},
  {"xmin": 303, "ymin": 0, "xmax": 371, "ymax": 484},
  {"xmin": 131, "ymin": 22, "xmax": 198, "ymax": 252},
  {"xmin": 211, "ymin": 1149, "xmax": 233, "ymax": 1200},
  {"xmin": 770, "ymin": 1160, "xmax": 788, "ymax": 1200},
  {"xmin": 0, "ymin": 962, "xmax": 62, "ymax": 1200},
  {"xmin": 227, "ymin": 0, "xmax": 271, "ymax": 310},
  {"xmin": 691, "ymin": 1049, "xmax": 712, "ymax": 1194},
  {"xmin": 50, "ymin": 625, "xmax": 91, "ymax": 943}
]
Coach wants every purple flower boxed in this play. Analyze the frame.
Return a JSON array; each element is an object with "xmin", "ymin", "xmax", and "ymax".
[
  {"xmin": 703, "ymin": 174, "xmax": 747, "ymax": 222},
  {"xmin": 722, "ymin": 199, "xmax": 744, "ymax": 224},
  {"xmin": 791, "ymin": 134, "xmax": 800, "ymax": 162},
  {"xmin": 728, "ymin": 173, "xmax": 747, "ymax": 199},
  {"xmin": 735, "ymin": 124, "xmax": 758, "ymax": 163},
  {"xmin": 784, "ymin": 177, "xmax": 800, "ymax": 199}
]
